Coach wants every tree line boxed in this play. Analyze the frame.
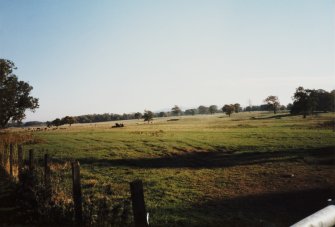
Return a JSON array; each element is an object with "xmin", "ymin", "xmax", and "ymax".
[
  {"xmin": 46, "ymin": 88, "xmax": 334, "ymax": 126},
  {"xmin": 0, "ymin": 59, "xmax": 334, "ymax": 128},
  {"xmin": 290, "ymin": 87, "xmax": 335, "ymax": 118}
]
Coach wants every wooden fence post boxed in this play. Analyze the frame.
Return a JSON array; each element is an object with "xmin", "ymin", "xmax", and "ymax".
[
  {"xmin": 3, "ymin": 144, "xmax": 8, "ymax": 170},
  {"xmin": 0, "ymin": 144, "xmax": 3, "ymax": 168},
  {"xmin": 17, "ymin": 145, "xmax": 23, "ymax": 178},
  {"xmin": 130, "ymin": 180, "xmax": 149, "ymax": 227},
  {"xmin": 29, "ymin": 149, "xmax": 34, "ymax": 171},
  {"xmin": 9, "ymin": 144, "xmax": 13, "ymax": 176},
  {"xmin": 71, "ymin": 161, "xmax": 83, "ymax": 225},
  {"xmin": 0, "ymin": 144, "xmax": 3, "ymax": 167},
  {"xmin": 44, "ymin": 154, "xmax": 51, "ymax": 196},
  {"xmin": 44, "ymin": 154, "xmax": 50, "ymax": 184}
]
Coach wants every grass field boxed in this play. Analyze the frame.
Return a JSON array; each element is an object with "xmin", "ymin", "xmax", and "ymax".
[{"xmin": 21, "ymin": 112, "xmax": 335, "ymax": 226}]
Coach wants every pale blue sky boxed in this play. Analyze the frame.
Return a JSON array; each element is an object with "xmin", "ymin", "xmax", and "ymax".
[{"xmin": 0, "ymin": 0, "xmax": 334, "ymax": 121}]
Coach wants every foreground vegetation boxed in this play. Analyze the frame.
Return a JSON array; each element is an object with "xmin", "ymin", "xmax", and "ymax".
[{"xmin": 8, "ymin": 112, "xmax": 335, "ymax": 226}]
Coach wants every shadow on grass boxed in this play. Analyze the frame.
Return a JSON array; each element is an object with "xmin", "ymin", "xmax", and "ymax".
[
  {"xmin": 149, "ymin": 187, "xmax": 334, "ymax": 227},
  {"xmin": 77, "ymin": 146, "xmax": 335, "ymax": 169},
  {"xmin": 250, "ymin": 113, "xmax": 293, "ymax": 120}
]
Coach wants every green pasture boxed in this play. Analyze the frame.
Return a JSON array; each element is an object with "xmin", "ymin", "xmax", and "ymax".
[{"xmin": 24, "ymin": 112, "xmax": 335, "ymax": 226}]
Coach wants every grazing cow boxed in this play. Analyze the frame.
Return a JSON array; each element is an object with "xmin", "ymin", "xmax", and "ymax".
[{"xmin": 112, "ymin": 123, "xmax": 125, "ymax": 128}]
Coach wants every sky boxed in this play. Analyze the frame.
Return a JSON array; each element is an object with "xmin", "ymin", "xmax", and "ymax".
[{"xmin": 0, "ymin": 0, "xmax": 334, "ymax": 121}]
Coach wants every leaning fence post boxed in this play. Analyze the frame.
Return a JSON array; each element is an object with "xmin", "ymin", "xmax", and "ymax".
[
  {"xmin": 71, "ymin": 161, "xmax": 83, "ymax": 225},
  {"xmin": 17, "ymin": 145, "xmax": 23, "ymax": 178},
  {"xmin": 29, "ymin": 149, "xmax": 34, "ymax": 171},
  {"xmin": 44, "ymin": 154, "xmax": 51, "ymax": 197},
  {"xmin": 9, "ymin": 144, "xmax": 13, "ymax": 176},
  {"xmin": 130, "ymin": 179, "xmax": 149, "ymax": 227}
]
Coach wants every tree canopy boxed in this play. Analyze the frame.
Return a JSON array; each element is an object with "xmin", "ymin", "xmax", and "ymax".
[
  {"xmin": 209, "ymin": 105, "xmax": 218, "ymax": 114},
  {"xmin": 291, "ymin": 87, "xmax": 334, "ymax": 118},
  {"xmin": 234, "ymin": 103, "xmax": 241, "ymax": 113},
  {"xmin": 222, "ymin": 104, "xmax": 235, "ymax": 117},
  {"xmin": 134, "ymin": 112, "xmax": 142, "ymax": 120},
  {"xmin": 184, "ymin": 109, "xmax": 197, "ymax": 115},
  {"xmin": 171, "ymin": 105, "xmax": 182, "ymax": 116},
  {"xmin": 0, "ymin": 59, "xmax": 39, "ymax": 128},
  {"xmin": 143, "ymin": 110, "xmax": 154, "ymax": 123},
  {"xmin": 264, "ymin": 95, "xmax": 280, "ymax": 114},
  {"xmin": 198, "ymin": 105, "xmax": 209, "ymax": 114},
  {"xmin": 52, "ymin": 118, "xmax": 61, "ymax": 127},
  {"xmin": 61, "ymin": 116, "xmax": 75, "ymax": 126}
]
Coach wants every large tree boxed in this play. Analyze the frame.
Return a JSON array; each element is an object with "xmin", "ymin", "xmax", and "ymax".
[
  {"xmin": 222, "ymin": 104, "xmax": 235, "ymax": 117},
  {"xmin": 171, "ymin": 105, "xmax": 182, "ymax": 116},
  {"xmin": 143, "ymin": 110, "xmax": 154, "ymax": 123},
  {"xmin": 234, "ymin": 103, "xmax": 241, "ymax": 113},
  {"xmin": 52, "ymin": 118, "xmax": 61, "ymax": 127},
  {"xmin": 264, "ymin": 95, "xmax": 280, "ymax": 114},
  {"xmin": 291, "ymin": 87, "xmax": 315, "ymax": 118},
  {"xmin": 290, "ymin": 87, "xmax": 334, "ymax": 118},
  {"xmin": 185, "ymin": 109, "xmax": 197, "ymax": 115},
  {"xmin": 313, "ymin": 89, "xmax": 334, "ymax": 112},
  {"xmin": 61, "ymin": 116, "xmax": 75, "ymax": 126},
  {"xmin": 158, "ymin": 111, "xmax": 167, "ymax": 117},
  {"xmin": 209, "ymin": 105, "xmax": 218, "ymax": 114},
  {"xmin": 198, "ymin": 105, "xmax": 209, "ymax": 114},
  {"xmin": 134, "ymin": 112, "xmax": 142, "ymax": 120},
  {"xmin": 0, "ymin": 59, "xmax": 39, "ymax": 128}
]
